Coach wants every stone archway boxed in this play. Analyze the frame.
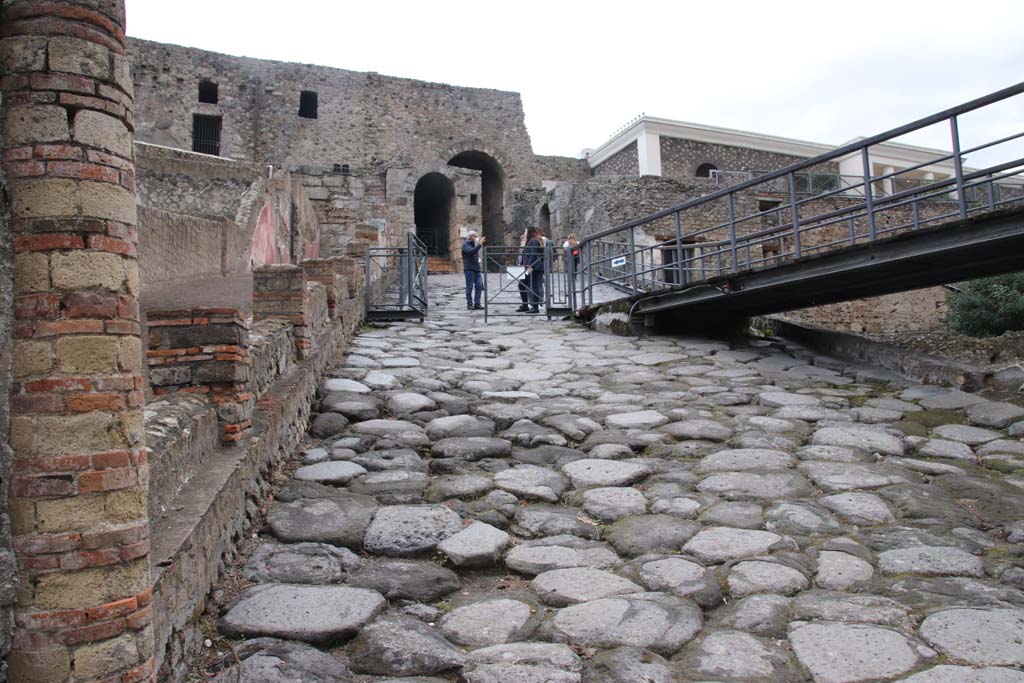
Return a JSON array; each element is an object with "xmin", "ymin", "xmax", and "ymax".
[
  {"xmin": 414, "ymin": 172, "xmax": 456, "ymax": 256},
  {"xmin": 446, "ymin": 148, "xmax": 507, "ymax": 247}
]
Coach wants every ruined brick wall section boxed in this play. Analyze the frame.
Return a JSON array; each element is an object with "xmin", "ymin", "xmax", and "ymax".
[
  {"xmin": 0, "ymin": 2, "xmax": 155, "ymax": 681},
  {"xmin": 590, "ymin": 142, "xmax": 639, "ymax": 177},
  {"xmin": 781, "ymin": 288, "xmax": 949, "ymax": 334},
  {"xmin": 125, "ymin": 39, "xmax": 542, "ymax": 186},
  {"xmin": 659, "ymin": 138, "xmax": 839, "ymax": 179}
]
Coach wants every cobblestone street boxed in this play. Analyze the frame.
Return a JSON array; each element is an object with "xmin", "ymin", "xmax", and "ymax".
[{"xmin": 204, "ymin": 274, "xmax": 1024, "ymax": 682}]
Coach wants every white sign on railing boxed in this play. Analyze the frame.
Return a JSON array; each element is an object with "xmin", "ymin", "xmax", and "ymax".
[{"xmin": 611, "ymin": 256, "xmax": 627, "ymax": 267}]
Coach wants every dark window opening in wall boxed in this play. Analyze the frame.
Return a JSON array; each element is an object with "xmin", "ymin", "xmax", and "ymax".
[
  {"xmin": 198, "ymin": 80, "xmax": 218, "ymax": 104},
  {"xmin": 341, "ymin": 164, "xmax": 350, "ymax": 176},
  {"xmin": 192, "ymin": 114, "xmax": 222, "ymax": 156},
  {"xmin": 696, "ymin": 162, "xmax": 718, "ymax": 178},
  {"xmin": 469, "ymin": 193, "xmax": 478, "ymax": 206},
  {"xmin": 299, "ymin": 91, "xmax": 318, "ymax": 118}
]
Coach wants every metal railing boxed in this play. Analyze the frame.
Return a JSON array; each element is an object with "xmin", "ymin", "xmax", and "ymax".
[
  {"xmin": 576, "ymin": 82, "xmax": 1024, "ymax": 311},
  {"xmin": 364, "ymin": 232, "xmax": 429, "ymax": 320},
  {"xmin": 481, "ymin": 243, "xmax": 576, "ymax": 321}
]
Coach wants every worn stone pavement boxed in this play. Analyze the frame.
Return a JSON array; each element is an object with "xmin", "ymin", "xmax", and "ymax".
[{"xmin": 202, "ymin": 274, "xmax": 1024, "ymax": 682}]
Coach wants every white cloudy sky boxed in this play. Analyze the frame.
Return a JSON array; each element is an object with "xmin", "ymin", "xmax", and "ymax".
[{"xmin": 126, "ymin": 0, "xmax": 1023, "ymax": 160}]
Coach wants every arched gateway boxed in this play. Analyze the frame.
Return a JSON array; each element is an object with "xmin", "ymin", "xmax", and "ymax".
[{"xmin": 414, "ymin": 172, "xmax": 456, "ymax": 255}]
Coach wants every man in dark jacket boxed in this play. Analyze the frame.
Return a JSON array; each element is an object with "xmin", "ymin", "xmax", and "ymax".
[
  {"xmin": 461, "ymin": 231, "xmax": 485, "ymax": 310},
  {"xmin": 523, "ymin": 227, "xmax": 545, "ymax": 314}
]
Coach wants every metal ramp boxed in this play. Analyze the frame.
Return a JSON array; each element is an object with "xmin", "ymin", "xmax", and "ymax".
[
  {"xmin": 365, "ymin": 233, "xmax": 429, "ymax": 321},
  {"xmin": 572, "ymin": 81, "xmax": 1024, "ymax": 324}
]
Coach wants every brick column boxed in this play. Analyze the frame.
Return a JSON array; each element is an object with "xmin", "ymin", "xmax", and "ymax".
[{"xmin": 1, "ymin": 2, "xmax": 155, "ymax": 682}]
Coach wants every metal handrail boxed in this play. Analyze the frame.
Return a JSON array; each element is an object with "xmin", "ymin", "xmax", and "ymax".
[{"xmin": 574, "ymin": 81, "xmax": 1024, "ymax": 311}]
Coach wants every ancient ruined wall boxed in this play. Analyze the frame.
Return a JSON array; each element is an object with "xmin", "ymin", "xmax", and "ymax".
[
  {"xmin": 535, "ymin": 154, "xmax": 590, "ymax": 183},
  {"xmin": 781, "ymin": 288, "xmax": 949, "ymax": 334},
  {"xmin": 126, "ymin": 39, "xmax": 542, "ymax": 185},
  {"xmin": 0, "ymin": 94, "xmax": 16, "ymax": 683},
  {"xmin": 659, "ymin": 137, "xmax": 818, "ymax": 178},
  {"xmin": 591, "ymin": 142, "xmax": 639, "ymax": 177},
  {"xmin": 135, "ymin": 142, "xmax": 260, "ymax": 220}
]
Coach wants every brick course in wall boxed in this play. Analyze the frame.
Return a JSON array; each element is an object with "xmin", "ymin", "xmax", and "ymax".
[{"xmin": 0, "ymin": 2, "xmax": 155, "ymax": 681}]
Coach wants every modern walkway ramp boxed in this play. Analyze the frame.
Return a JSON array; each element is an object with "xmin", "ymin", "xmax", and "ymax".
[{"xmin": 574, "ymin": 82, "xmax": 1024, "ymax": 325}]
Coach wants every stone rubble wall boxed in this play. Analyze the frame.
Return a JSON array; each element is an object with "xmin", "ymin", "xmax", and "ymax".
[
  {"xmin": 137, "ymin": 207, "xmax": 241, "ymax": 284},
  {"xmin": 0, "ymin": 88, "xmax": 15, "ymax": 683},
  {"xmin": 590, "ymin": 141, "xmax": 639, "ymax": 177},
  {"xmin": 780, "ymin": 288, "xmax": 950, "ymax": 334},
  {"xmin": 659, "ymin": 137, "xmax": 838, "ymax": 179}
]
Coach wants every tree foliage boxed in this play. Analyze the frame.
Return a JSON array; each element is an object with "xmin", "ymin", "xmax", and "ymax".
[{"xmin": 946, "ymin": 273, "xmax": 1024, "ymax": 337}]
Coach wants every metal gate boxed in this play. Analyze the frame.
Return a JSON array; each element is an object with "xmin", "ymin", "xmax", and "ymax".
[
  {"xmin": 481, "ymin": 243, "xmax": 576, "ymax": 322},
  {"xmin": 365, "ymin": 232, "xmax": 428, "ymax": 321}
]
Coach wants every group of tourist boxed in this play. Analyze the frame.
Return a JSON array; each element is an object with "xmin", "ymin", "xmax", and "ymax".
[{"xmin": 461, "ymin": 229, "xmax": 581, "ymax": 314}]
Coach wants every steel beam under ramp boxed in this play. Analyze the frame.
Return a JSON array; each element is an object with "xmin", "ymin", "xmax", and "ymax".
[{"xmin": 632, "ymin": 208, "xmax": 1024, "ymax": 324}]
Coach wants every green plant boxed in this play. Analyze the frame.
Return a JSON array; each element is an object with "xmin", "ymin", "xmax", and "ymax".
[{"xmin": 946, "ymin": 273, "xmax": 1024, "ymax": 337}]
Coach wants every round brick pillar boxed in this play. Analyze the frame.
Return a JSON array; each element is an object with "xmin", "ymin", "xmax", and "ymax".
[{"xmin": 1, "ymin": 2, "xmax": 155, "ymax": 682}]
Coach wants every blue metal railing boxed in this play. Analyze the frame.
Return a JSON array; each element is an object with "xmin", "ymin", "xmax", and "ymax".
[{"xmin": 575, "ymin": 82, "xmax": 1024, "ymax": 311}]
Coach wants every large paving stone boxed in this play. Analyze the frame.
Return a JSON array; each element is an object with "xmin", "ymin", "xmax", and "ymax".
[
  {"xmin": 758, "ymin": 391, "xmax": 823, "ymax": 408},
  {"xmin": 350, "ymin": 470, "xmax": 429, "ymax": 503},
  {"xmin": 426, "ymin": 414, "xmax": 496, "ymax": 440},
  {"xmin": 322, "ymin": 378, "xmax": 371, "ymax": 394},
  {"xmin": 561, "ymin": 459, "xmax": 652, "ymax": 488},
  {"xmin": 698, "ymin": 501, "xmax": 764, "ymax": 529},
  {"xmin": 812, "ymin": 426, "xmax": 905, "ymax": 456},
  {"xmin": 266, "ymin": 493, "xmax": 378, "ymax": 548},
  {"xmin": 242, "ymin": 543, "xmax": 360, "ymax": 584},
  {"xmin": 512, "ymin": 505, "xmax": 601, "ymax": 540},
  {"xmin": 819, "ymin": 492, "xmax": 896, "ymax": 525},
  {"xmin": 931, "ymin": 423, "xmax": 1003, "ymax": 445},
  {"xmin": 436, "ymin": 521, "xmax": 509, "ymax": 567},
  {"xmin": 682, "ymin": 527, "xmax": 789, "ymax": 563},
  {"xmin": 310, "ymin": 412, "xmax": 349, "ymax": 438},
  {"xmin": 897, "ymin": 666, "xmax": 1024, "ymax": 682},
  {"xmin": 715, "ymin": 593, "xmax": 792, "ymax": 638},
  {"xmin": 788, "ymin": 621, "xmax": 933, "ymax": 683},
  {"xmin": 605, "ymin": 410, "xmax": 669, "ymax": 429},
  {"xmin": 547, "ymin": 593, "xmax": 703, "ymax": 656},
  {"xmin": 293, "ymin": 460, "xmax": 367, "ymax": 485},
  {"xmin": 765, "ymin": 501, "xmax": 841, "ymax": 534},
  {"xmin": 531, "ymin": 567, "xmax": 642, "ymax": 606},
  {"xmin": 583, "ymin": 646, "xmax": 672, "ymax": 683},
  {"xmin": 660, "ymin": 418, "xmax": 733, "ymax": 442},
  {"xmin": 387, "ymin": 392, "xmax": 438, "ymax": 414},
  {"xmin": 363, "ymin": 505, "xmax": 463, "ymax": 557},
  {"xmin": 581, "ymin": 486, "xmax": 647, "ymax": 521},
  {"xmin": 604, "ymin": 514, "xmax": 700, "ymax": 557},
  {"xmin": 351, "ymin": 419, "xmax": 425, "ymax": 437},
  {"xmin": 219, "ymin": 584, "xmax": 385, "ymax": 645},
  {"xmin": 696, "ymin": 448, "xmax": 795, "ymax": 472},
  {"xmin": 439, "ymin": 597, "xmax": 539, "ymax": 647},
  {"xmin": 815, "ymin": 551, "xmax": 874, "ymax": 591},
  {"xmin": 208, "ymin": 638, "xmax": 354, "ymax": 683},
  {"xmin": 799, "ymin": 461, "xmax": 921, "ymax": 492},
  {"xmin": 966, "ymin": 400, "xmax": 1024, "ymax": 429},
  {"xmin": 504, "ymin": 536, "xmax": 620, "ymax": 575},
  {"xmin": 919, "ymin": 389, "xmax": 987, "ymax": 410},
  {"xmin": 431, "ymin": 436, "xmax": 512, "ymax": 460},
  {"xmin": 675, "ymin": 629, "xmax": 797, "ymax": 682},
  {"xmin": 628, "ymin": 556, "xmax": 721, "ymax": 607},
  {"xmin": 494, "ymin": 464, "xmax": 567, "ymax": 503},
  {"xmin": 878, "ymin": 546, "xmax": 984, "ymax": 577},
  {"xmin": 728, "ymin": 560, "xmax": 809, "ymax": 597},
  {"xmin": 919, "ymin": 608, "xmax": 1024, "ymax": 666},
  {"xmin": 696, "ymin": 470, "xmax": 813, "ymax": 500},
  {"xmin": 348, "ymin": 615, "xmax": 464, "ymax": 676},
  {"xmin": 425, "ymin": 474, "xmax": 493, "ymax": 502},
  {"xmin": 321, "ymin": 392, "xmax": 381, "ymax": 421},
  {"xmin": 347, "ymin": 560, "xmax": 459, "ymax": 602},
  {"xmin": 792, "ymin": 591, "xmax": 915, "ymax": 631},
  {"xmin": 461, "ymin": 642, "xmax": 582, "ymax": 683}
]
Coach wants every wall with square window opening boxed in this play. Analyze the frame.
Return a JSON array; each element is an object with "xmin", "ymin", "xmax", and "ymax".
[{"xmin": 299, "ymin": 91, "xmax": 318, "ymax": 118}]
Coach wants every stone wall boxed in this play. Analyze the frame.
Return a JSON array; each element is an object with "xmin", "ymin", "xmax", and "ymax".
[
  {"xmin": 590, "ymin": 142, "xmax": 639, "ymax": 177},
  {"xmin": 0, "ymin": 91, "xmax": 16, "ymax": 683},
  {"xmin": 126, "ymin": 39, "xmax": 543, "ymax": 186},
  {"xmin": 659, "ymin": 137, "xmax": 830, "ymax": 178},
  {"xmin": 137, "ymin": 207, "xmax": 243, "ymax": 284},
  {"xmin": 135, "ymin": 142, "xmax": 259, "ymax": 220},
  {"xmin": 780, "ymin": 287, "xmax": 950, "ymax": 334}
]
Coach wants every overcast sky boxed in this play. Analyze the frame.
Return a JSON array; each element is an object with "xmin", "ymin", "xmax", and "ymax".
[{"xmin": 126, "ymin": 0, "xmax": 1023, "ymax": 160}]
